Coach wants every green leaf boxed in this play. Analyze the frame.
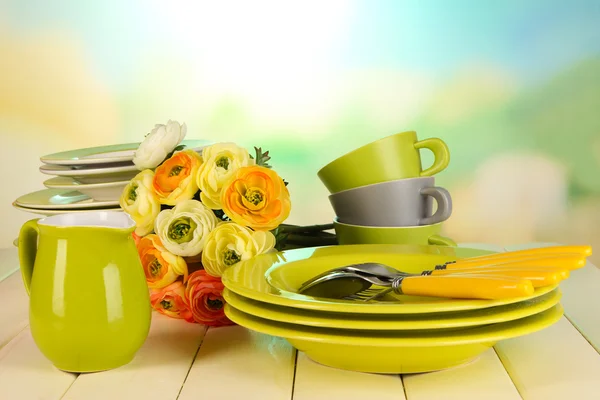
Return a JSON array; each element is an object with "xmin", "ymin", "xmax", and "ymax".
[
  {"xmin": 254, "ymin": 146, "xmax": 272, "ymax": 168},
  {"xmin": 212, "ymin": 209, "xmax": 230, "ymax": 222}
]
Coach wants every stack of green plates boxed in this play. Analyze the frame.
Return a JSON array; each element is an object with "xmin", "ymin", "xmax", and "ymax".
[{"xmin": 222, "ymin": 244, "xmax": 563, "ymax": 374}]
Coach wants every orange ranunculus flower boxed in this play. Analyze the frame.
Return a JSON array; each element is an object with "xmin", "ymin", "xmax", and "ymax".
[
  {"xmin": 220, "ymin": 165, "xmax": 291, "ymax": 231},
  {"xmin": 137, "ymin": 234, "xmax": 188, "ymax": 289},
  {"xmin": 150, "ymin": 281, "xmax": 193, "ymax": 321},
  {"xmin": 153, "ymin": 149, "xmax": 202, "ymax": 205},
  {"xmin": 132, "ymin": 231, "xmax": 142, "ymax": 247},
  {"xmin": 184, "ymin": 270, "xmax": 233, "ymax": 327}
]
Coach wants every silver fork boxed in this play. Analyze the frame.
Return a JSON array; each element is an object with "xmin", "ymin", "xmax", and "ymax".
[{"xmin": 343, "ymin": 276, "xmax": 406, "ymax": 301}]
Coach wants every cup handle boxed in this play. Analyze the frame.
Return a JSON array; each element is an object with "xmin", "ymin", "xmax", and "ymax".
[
  {"xmin": 414, "ymin": 138, "xmax": 450, "ymax": 176},
  {"xmin": 428, "ymin": 234, "xmax": 456, "ymax": 247},
  {"xmin": 18, "ymin": 219, "xmax": 40, "ymax": 296},
  {"xmin": 420, "ymin": 187, "xmax": 453, "ymax": 225}
]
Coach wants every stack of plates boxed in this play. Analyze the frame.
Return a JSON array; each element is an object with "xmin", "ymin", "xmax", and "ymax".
[
  {"xmin": 221, "ymin": 244, "xmax": 564, "ymax": 374},
  {"xmin": 13, "ymin": 140, "xmax": 210, "ymax": 216}
]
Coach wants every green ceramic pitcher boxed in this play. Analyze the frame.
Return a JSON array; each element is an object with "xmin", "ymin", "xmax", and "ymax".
[{"xmin": 18, "ymin": 211, "xmax": 151, "ymax": 372}]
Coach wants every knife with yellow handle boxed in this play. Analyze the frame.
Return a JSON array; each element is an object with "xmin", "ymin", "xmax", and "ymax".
[
  {"xmin": 446, "ymin": 245, "xmax": 592, "ymax": 266},
  {"xmin": 423, "ymin": 267, "xmax": 568, "ymax": 287},
  {"xmin": 359, "ymin": 274, "xmax": 535, "ymax": 301},
  {"xmin": 437, "ymin": 255, "xmax": 586, "ymax": 270}
]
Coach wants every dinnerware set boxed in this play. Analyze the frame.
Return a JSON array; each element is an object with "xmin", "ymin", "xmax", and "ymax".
[
  {"xmin": 12, "ymin": 140, "xmax": 209, "ymax": 216},
  {"xmin": 318, "ymin": 131, "xmax": 456, "ymax": 246},
  {"xmin": 11, "ymin": 130, "xmax": 595, "ymax": 376},
  {"xmin": 222, "ymin": 243, "xmax": 591, "ymax": 373}
]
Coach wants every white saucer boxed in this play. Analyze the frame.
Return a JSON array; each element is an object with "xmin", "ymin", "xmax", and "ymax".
[
  {"xmin": 40, "ymin": 139, "xmax": 212, "ymax": 166},
  {"xmin": 43, "ymin": 177, "xmax": 128, "ymax": 201},
  {"xmin": 14, "ymin": 189, "xmax": 120, "ymax": 210},
  {"xmin": 12, "ymin": 203, "xmax": 123, "ymax": 216},
  {"xmin": 39, "ymin": 163, "xmax": 139, "ymax": 184}
]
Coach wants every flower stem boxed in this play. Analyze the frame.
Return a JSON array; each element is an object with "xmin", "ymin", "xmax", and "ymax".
[
  {"xmin": 279, "ymin": 223, "xmax": 334, "ymax": 234},
  {"xmin": 284, "ymin": 233, "xmax": 338, "ymax": 247}
]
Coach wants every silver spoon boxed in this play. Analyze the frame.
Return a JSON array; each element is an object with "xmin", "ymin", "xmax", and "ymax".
[{"xmin": 298, "ymin": 270, "xmax": 391, "ymax": 299}]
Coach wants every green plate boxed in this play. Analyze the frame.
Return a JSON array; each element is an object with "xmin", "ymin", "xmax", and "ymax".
[
  {"xmin": 223, "ymin": 287, "xmax": 561, "ymax": 330},
  {"xmin": 224, "ymin": 303, "xmax": 564, "ymax": 373},
  {"xmin": 221, "ymin": 244, "xmax": 558, "ymax": 314}
]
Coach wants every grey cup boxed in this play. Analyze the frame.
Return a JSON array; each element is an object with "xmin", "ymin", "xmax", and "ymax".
[{"xmin": 328, "ymin": 177, "xmax": 452, "ymax": 227}]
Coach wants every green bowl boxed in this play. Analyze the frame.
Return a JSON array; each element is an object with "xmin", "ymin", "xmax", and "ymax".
[{"xmin": 333, "ymin": 219, "xmax": 456, "ymax": 246}]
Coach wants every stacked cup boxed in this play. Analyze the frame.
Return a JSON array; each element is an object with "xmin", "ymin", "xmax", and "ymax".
[{"xmin": 318, "ymin": 131, "xmax": 455, "ymax": 246}]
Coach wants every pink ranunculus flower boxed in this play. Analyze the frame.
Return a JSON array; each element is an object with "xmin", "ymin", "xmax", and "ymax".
[
  {"xmin": 184, "ymin": 270, "xmax": 234, "ymax": 327},
  {"xmin": 150, "ymin": 281, "xmax": 193, "ymax": 322}
]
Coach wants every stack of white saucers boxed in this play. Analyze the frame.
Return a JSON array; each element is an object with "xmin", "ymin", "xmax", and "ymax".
[{"xmin": 13, "ymin": 140, "xmax": 210, "ymax": 216}]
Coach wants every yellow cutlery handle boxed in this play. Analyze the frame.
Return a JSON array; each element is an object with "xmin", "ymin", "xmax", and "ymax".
[
  {"xmin": 457, "ymin": 245, "xmax": 592, "ymax": 263},
  {"xmin": 399, "ymin": 275, "xmax": 534, "ymax": 300},
  {"xmin": 430, "ymin": 267, "xmax": 568, "ymax": 287},
  {"xmin": 447, "ymin": 255, "xmax": 585, "ymax": 270}
]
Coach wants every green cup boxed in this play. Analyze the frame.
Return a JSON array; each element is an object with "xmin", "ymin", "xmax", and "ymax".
[
  {"xmin": 318, "ymin": 131, "xmax": 450, "ymax": 194},
  {"xmin": 333, "ymin": 219, "xmax": 456, "ymax": 246}
]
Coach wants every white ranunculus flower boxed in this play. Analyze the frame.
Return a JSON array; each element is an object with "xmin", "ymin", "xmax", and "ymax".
[
  {"xmin": 119, "ymin": 170, "xmax": 161, "ymax": 236},
  {"xmin": 133, "ymin": 120, "xmax": 187, "ymax": 170},
  {"xmin": 201, "ymin": 222, "xmax": 276, "ymax": 277},
  {"xmin": 154, "ymin": 199, "xmax": 219, "ymax": 257},
  {"xmin": 196, "ymin": 142, "xmax": 254, "ymax": 209}
]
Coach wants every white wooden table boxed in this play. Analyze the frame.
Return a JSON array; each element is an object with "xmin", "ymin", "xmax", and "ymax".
[{"xmin": 1, "ymin": 243, "xmax": 600, "ymax": 400}]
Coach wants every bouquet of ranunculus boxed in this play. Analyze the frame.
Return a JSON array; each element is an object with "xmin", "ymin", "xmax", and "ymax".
[{"xmin": 120, "ymin": 120, "xmax": 335, "ymax": 326}]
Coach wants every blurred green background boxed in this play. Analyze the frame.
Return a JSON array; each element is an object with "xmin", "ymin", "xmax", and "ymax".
[{"xmin": 1, "ymin": 0, "xmax": 599, "ymax": 261}]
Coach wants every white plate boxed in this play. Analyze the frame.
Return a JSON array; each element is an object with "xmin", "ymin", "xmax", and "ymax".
[
  {"xmin": 39, "ymin": 163, "xmax": 140, "ymax": 184},
  {"xmin": 12, "ymin": 203, "xmax": 122, "ymax": 216},
  {"xmin": 14, "ymin": 189, "xmax": 120, "ymax": 210},
  {"xmin": 43, "ymin": 177, "xmax": 128, "ymax": 201},
  {"xmin": 40, "ymin": 139, "xmax": 212, "ymax": 166}
]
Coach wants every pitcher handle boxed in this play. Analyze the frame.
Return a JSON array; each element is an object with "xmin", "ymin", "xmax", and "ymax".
[{"xmin": 18, "ymin": 219, "xmax": 40, "ymax": 295}]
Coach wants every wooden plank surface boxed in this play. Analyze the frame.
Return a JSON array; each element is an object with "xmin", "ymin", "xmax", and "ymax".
[
  {"xmin": 0, "ymin": 271, "xmax": 29, "ymax": 350},
  {"xmin": 495, "ymin": 317, "xmax": 600, "ymax": 400},
  {"xmin": 495, "ymin": 243, "xmax": 600, "ymax": 399},
  {"xmin": 178, "ymin": 325, "xmax": 296, "ymax": 400},
  {"xmin": 61, "ymin": 313, "xmax": 207, "ymax": 400},
  {"xmin": 0, "ymin": 328, "xmax": 77, "ymax": 400},
  {"xmin": 293, "ymin": 353, "xmax": 406, "ymax": 400},
  {"xmin": 403, "ymin": 349, "xmax": 521, "ymax": 400}
]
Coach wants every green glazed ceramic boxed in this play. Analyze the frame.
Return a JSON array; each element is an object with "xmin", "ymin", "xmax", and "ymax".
[
  {"xmin": 333, "ymin": 219, "xmax": 456, "ymax": 246},
  {"xmin": 222, "ymin": 244, "xmax": 557, "ymax": 314},
  {"xmin": 318, "ymin": 131, "xmax": 450, "ymax": 194},
  {"xmin": 18, "ymin": 211, "xmax": 151, "ymax": 372},
  {"xmin": 223, "ymin": 288, "xmax": 562, "ymax": 330},
  {"xmin": 224, "ymin": 303, "xmax": 564, "ymax": 374}
]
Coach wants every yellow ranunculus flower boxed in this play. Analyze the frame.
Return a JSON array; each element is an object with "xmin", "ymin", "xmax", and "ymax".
[
  {"xmin": 119, "ymin": 169, "xmax": 161, "ymax": 236},
  {"xmin": 201, "ymin": 222, "xmax": 276, "ymax": 277},
  {"xmin": 196, "ymin": 143, "xmax": 254, "ymax": 209}
]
